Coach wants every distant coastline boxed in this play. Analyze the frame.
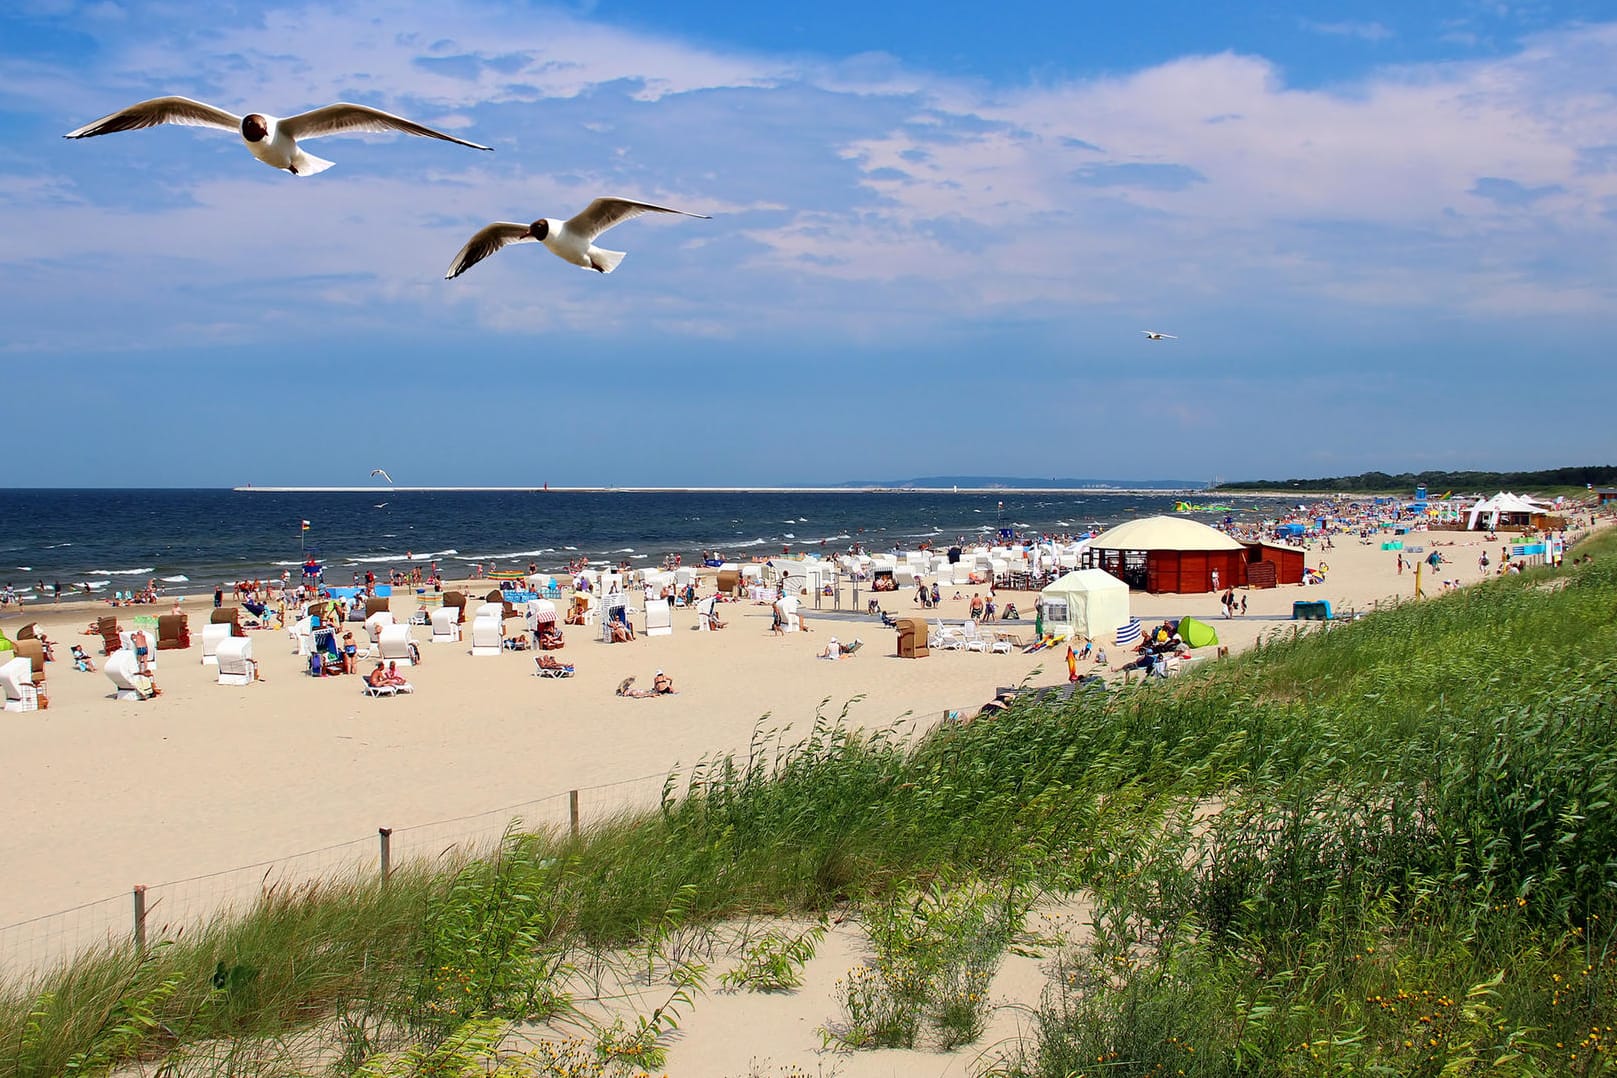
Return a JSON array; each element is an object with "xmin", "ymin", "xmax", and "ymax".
[{"xmin": 229, "ymin": 485, "xmax": 1205, "ymax": 495}]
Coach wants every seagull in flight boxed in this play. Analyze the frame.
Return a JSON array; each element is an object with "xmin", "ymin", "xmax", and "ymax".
[
  {"xmin": 444, "ymin": 197, "xmax": 709, "ymax": 278},
  {"xmin": 1141, "ymin": 331, "xmax": 1178, "ymax": 341},
  {"xmin": 370, "ymin": 468, "xmax": 394, "ymax": 484},
  {"xmin": 374, "ymin": 503, "xmax": 389, "ymax": 509},
  {"xmin": 64, "ymin": 96, "xmax": 491, "ymax": 176}
]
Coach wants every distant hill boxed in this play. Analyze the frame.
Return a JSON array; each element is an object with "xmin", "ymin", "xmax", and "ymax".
[
  {"xmin": 835, "ymin": 476, "xmax": 1205, "ymax": 490},
  {"xmin": 1214, "ymin": 466, "xmax": 1617, "ymax": 494}
]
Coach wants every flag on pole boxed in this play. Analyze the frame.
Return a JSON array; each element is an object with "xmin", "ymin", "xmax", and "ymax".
[{"xmin": 301, "ymin": 519, "xmax": 311, "ymax": 531}]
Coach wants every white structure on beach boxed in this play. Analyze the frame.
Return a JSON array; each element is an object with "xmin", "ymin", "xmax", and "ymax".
[{"xmin": 1038, "ymin": 569, "xmax": 1130, "ymax": 640}]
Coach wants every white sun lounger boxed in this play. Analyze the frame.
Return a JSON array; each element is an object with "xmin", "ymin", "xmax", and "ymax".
[{"xmin": 216, "ymin": 636, "xmax": 257, "ymax": 686}]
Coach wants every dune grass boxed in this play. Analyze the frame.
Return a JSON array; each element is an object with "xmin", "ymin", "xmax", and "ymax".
[{"xmin": 2, "ymin": 530, "xmax": 1614, "ymax": 1076}]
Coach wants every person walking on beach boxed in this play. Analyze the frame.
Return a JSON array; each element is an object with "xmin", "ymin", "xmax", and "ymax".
[{"xmin": 1210, "ymin": 568, "xmax": 1220, "ymax": 591}]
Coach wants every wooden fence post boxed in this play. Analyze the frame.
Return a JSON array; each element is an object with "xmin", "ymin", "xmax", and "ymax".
[
  {"xmin": 378, "ymin": 827, "xmax": 393, "ymax": 880},
  {"xmin": 132, "ymin": 885, "xmax": 147, "ymax": 953},
  {"xmin": 569, "ymin": 790, "xmax": 580, "ymax": 839}
]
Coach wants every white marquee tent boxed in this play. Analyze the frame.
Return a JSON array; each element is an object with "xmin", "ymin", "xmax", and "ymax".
[
  {"xmin": 1467, "ymin": 492, "xmax": 1546, "ymax": 530},
  {"xmin": 1038, "ymin": 569, "xmax": 1130, "ymax": 640}
]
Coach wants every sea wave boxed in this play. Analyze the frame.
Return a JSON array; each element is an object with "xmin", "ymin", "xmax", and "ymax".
[
  {"xmin": 347, "ymin": 548, "xmax": 459, "ymax": 564},
  {"xmin": 452, "ymin": 549, "xmax": 556, "ymax": 562},
  {"xmin": 78, "ymin": 580, "xmax": 110, "ymax": 589},
  {"xmin": 86, "ymin": 567, "xmax": 156, "ymax": 576},
  {"xmin": 15, "ymin": 566, "xmax": 32, "ymax": 571},
  {"xmin": 161, "ymin": 575, "xmax": 190, "ymax": 583}
]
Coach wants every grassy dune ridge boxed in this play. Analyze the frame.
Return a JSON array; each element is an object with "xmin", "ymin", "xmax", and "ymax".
[{"xmin": 4, "ymin": 530, "xmax": 1615, "ymax": 1076}]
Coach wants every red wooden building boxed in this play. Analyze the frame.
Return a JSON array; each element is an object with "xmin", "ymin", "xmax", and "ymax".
[{"xmin": 1081, "ymin": 516, "xmax": 1251, "ymax": 594}]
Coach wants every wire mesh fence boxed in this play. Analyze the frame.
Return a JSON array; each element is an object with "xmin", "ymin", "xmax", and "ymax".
[
  {"xmin": 0, "ymin": 706, "xmax": 969, "ymax": 982},
  {"xmin": 0, "ymin": 770, "xmax": 667, "ymax": 981}
]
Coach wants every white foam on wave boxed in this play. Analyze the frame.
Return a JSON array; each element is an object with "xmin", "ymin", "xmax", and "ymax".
[
  {"xmin": 79, "ymin": 580, "xmax": 110, "ymax": 589},
  {"xmin": 453, "ymin": 549, "xmax": 555, "ymax": 562},
  {"xmin": 563, "ymin": 546, "xmax": 578, "ymax": 551},
  {"xmin": 15, "ymin": 566, "xmax": 31, "ymax": 571},
  {"xmin": 87, "ymin": 567, "xmax": 155, "ymax": 576},
  {"xmin": 1012, "ymin": 522, "xmax": 1031, "ymax": 529},
  {"xmin": 161, "ymin": 575, "xmax": 190, "ymax": 583},
  {"xmin": 728, "ymin": 538, "xmax": 770, "ymax": 548},
  {"xmin": 784, "ymin": 533, "xmax": 795, "ymax": 540},
  {"xmin": 611, "ymin": 548, "xmax": 636, "ymax": 553},
  {"xmin": 348, "ymin": 548, "xmax": 458, "ymax": 564}
]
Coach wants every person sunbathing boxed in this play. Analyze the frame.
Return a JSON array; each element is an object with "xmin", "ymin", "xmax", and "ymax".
[
  {"xmin": 71, "ymin": 644, "xmax": 96, "ymax": 672},
  {"xmin": 616, "ymin": 676, "xmax": 653, "ymax": 698},
  {"xmin": 536, "ymin": 654, "xmax": 574, "ymax": 674},
  {"xmin": 610, "ymin": 619, "xmax": 635, "ymax": 643},
  {"xmin": 367, "ymin": 662, "xmax": 390, "ymax": 689},
  {"xmin": 382, "ymin": 662, "xmax": 414, "ymax": 691},
  {"xmin": 652, "ymin": 670, "xmax": 676, "ymax": 694}
]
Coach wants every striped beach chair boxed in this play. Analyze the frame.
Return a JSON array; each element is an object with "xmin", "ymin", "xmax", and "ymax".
[{"xmin": 1115, "ymin": 617, "xmax": 1143, "ymax": 647}]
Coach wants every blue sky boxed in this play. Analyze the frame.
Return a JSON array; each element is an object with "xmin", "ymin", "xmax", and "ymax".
[{"xmin": 2, "ymin": 0, "xmax": 1614, "ymax": 486}]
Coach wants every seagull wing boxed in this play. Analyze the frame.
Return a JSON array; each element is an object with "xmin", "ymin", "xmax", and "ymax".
[
  {"xmin": 280, "ymin": 103, "xmax": 492, "ymax": 149},
  {"xmin": 564, "ymin": 197, "xmax": 710, "ymax": 243},
  {"xmin": 444, "ymin": 223, "xmax": 536, "ymax": 279},
  {"xmin": 65, "ymin": 96, "xmax": 242, "ymax": 138}
]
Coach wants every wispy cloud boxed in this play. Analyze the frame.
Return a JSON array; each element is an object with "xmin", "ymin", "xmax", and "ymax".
[
  {"xmin": 2, "ymin": 2, "xmax": 1617, "ymax": 482},
  {"xmin": 1299, "ymin": 19, "xmax": 1395, "ymax": 42}
]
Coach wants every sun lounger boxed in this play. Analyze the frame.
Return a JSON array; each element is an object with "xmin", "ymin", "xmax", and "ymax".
[
  {"xmin": 430, "ymin": 606, "xmax": 461, "ymax": 643},
  {"xmin": 644, "ymin": 598, "xmax": 672, "ymax": 637},
  {"xmin": 157, "ymin": 614, "xmax": 189, "ymax": 650},
  {"xmin": 104, "ymin": 650, "xmax": 156, "ymax": 701},
  {"xmin": 365, "ymin": 611, "xmax": 395, "ymax": 645},
  {"xmin": 13, "ymin": 638, "xmax": 47, "ymax": 685},
  {"xmin": 1, "ymin": 657, "xmax": 39, "ymax": 711},
  {"xmin": 362, "ymin": 681, "xmax": 398, "ymax": 698},
  {"xmin": 470, "ymin": 615, "xmax": 503, "ymax": 656},
  {"xmin": 216, "ymin": 637, "xmax": 257, "ymax": 686},
  {"xmin": 379, "ymin": 624, "xmax": 418, "ymax": 667},
  {"xmin": 534, "ymin": 656, "xmax": 575, "ymax": 678},
  {"xmin": 97, "ymin": 615, "xmax": 121, "ymax": 656},
  {"xmin": 201, "ymin": 622, "xmax": 231, "ymax": 666}
]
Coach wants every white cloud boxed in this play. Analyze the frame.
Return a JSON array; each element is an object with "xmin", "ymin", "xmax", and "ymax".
[
  {"xmin": 1300, "ymin": 19, "xmax": 1394, "ymax": 42},
  {"xmin": 3, "ymin": 2, "xmax": 1616, "ymax": 364}
]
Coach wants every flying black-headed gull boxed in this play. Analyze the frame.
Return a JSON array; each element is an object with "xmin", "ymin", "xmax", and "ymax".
[
  {"xmin": 1141, "ymin": 330, "xmax": 1178, "ymax": 341},
  {"xmin": 444, "ymin": 197, "xmax": 709, "ymax": 278},
  {"xmin": 64, "ymin": 96, "xmax": 491, "ymax": 176}
]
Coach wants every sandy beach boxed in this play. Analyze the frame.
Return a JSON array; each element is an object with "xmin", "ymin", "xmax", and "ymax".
[
  {"xmin": 1, "ymin": 527, "xmax": 1523, "ymax": 933},
  {"xmin": 0, "ymin": 517, "xmax": 1598, "ymax": 1074}
]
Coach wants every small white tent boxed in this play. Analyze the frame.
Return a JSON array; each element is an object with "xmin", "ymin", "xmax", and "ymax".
[{"xmin": 1039, "ymin": 569, "xmax": 1130, "ymax": 640}]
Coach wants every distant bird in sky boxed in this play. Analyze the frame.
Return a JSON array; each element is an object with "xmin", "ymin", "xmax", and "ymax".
[
  {"xmin": 1141, "ymin": 331, "xmax": 1178, "ymax": 341},
  {"xmin": 444, "ymin": 197, "xmax": 709, "ymax": 278},
  {"xmin": 370, "ymin": 468, "xmax": 394, "ymax": 484},
  {"xmin": 373, "ymin": 503, "xmax": 389, "ymax": 509},
  {"xmin": 64, "ymin": 96, "xmax": 491, "ymax": 176}
]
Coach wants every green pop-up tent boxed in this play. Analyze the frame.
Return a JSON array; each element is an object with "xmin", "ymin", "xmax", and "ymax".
[{"xmin": 1177, "ymin": 616, "xmax": 1219, "ymax": 649}]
